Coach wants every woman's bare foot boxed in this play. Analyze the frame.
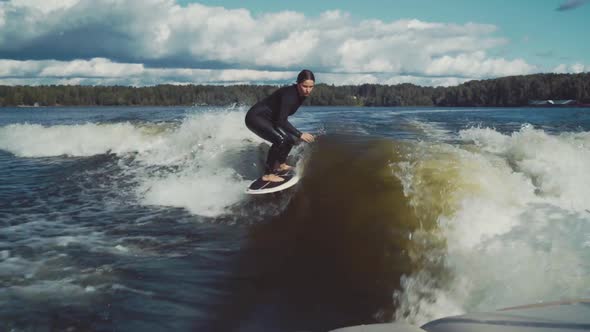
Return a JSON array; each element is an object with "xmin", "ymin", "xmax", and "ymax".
[
  {"xmin": 278, "ymin": 163, "xmax": 293, "ymax": 171},
  {"xmin": 262, "ymin": 174, "xmax": 285, "ymax": 182}
]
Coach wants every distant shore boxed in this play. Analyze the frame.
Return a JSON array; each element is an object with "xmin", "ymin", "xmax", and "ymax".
[
  {"xmin": 7, "ymin": 104, "xmax": 590, "ymax": 109},
  {"xmin": 1, "ymin": 72, "xmax": 589, "ymax": 108}
]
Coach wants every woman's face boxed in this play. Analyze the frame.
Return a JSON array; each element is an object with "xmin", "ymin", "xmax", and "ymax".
[{"xmin": 297, "ymin": 80, "xmax": 315, "ymax": 97}]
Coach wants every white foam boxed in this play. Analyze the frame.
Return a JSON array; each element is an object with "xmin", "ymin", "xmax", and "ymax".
[
  {"xmin": 0, "ymin": 250, "xmax": 10, "ymax": 259},
  {"xmin": 405, "ymin": 119, "xmax": 454, "ymax": 141},
  {"xmin": 0, "ymin": 255, "xmax": 41, "ymax": 279},
  {"xmin": 445, "ymin": 205, "xmax": 590, "ymax": 312},
  {"xmin": 460, "ymin": 125, "xmax": 590, "ymax": 212},
  {"xmin": 2, "ymin": 280, "xmax": 91, "ymax": 299},
  {"xmin": 393, "ymin": 126, "xmax": 590, "ymax": 325},
  {"xmin": 141, "ymin": 167, "xmax": 248, "ymax": 217},
  {"xmin": 134, "ymin": 109, "xmax": 262, "ymax": 217},
  {"xmin": 392, "ymin": 109, "xmax": 470, "ymax": 116},
  {"xmin": 0, "ymin": 107, "xmax": 276, "ymax": 217},
  {"xmin": 0, "ymin": 122, "xmax": 163, "ymax": 157}
]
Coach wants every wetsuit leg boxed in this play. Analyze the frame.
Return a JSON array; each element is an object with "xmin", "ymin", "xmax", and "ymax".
[
  {"xmin": 245, "ymin": 111, "xmax": 296, "ymax": 173},
  {"xmin": 275, "ymin": 127, "xmax": 298, "ymax": 165}
]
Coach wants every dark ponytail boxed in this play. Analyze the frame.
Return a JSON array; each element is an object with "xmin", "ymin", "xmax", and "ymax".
[{"xmin": 297, "ymin": 69, "xmax": 315, "ymax": 83}]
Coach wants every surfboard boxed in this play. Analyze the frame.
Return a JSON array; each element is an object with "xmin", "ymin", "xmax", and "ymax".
[{"xmin": 245, "ymin": 170, "xmax": 300, "ymax": 194}]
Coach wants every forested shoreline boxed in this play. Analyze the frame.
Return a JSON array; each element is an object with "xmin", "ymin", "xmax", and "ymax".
[{"xmin": 1, "ymin": 73, "xmax": 589, "ymax": 107}]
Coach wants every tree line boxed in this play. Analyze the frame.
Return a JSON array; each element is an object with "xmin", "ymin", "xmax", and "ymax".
[{"xmin": 1, "ymin": 73, "xmax": 589, "ymax": 107}]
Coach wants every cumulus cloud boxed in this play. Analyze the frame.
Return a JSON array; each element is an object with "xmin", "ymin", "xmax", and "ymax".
[
  {"xmin": 3, "ymin": 0, "xmax": 585, "ymax": 86},
  {"xmin": 0, "ymin": 58, "xmax": 143, "ymax": 77},
  {"xmin": 0, "ymin": 57, "xmax": 477, "ymax": 87},
  {"xmin": 1, "ymin": 1, "xmax": 534, "ymax": 76},
  {"xmin": 319, "ymin": 72, "xmax": 469, "ymax": 87},
  {"xmin": 0, "ymin": 58, "xmax": 296, "ymax": 85},
  {"xmin": 556, "ymin": 0, "xmax": 590, "ymax": 11},
  {"xmin": 552, "ymin": 63, "xmax": 587, "ymax": 73},
  {"xmin": 425, "ymin": 51, "xmax": 536, "ymax": 77}
]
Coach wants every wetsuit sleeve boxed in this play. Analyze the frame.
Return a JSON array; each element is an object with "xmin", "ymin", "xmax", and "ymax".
[
  {"xmin": 281, "ymin": 120, "xmax": 302, "ymax": 138},
  {"xmin": 276, "ymin": 91, "xmax": 302, "ymax": 138}
]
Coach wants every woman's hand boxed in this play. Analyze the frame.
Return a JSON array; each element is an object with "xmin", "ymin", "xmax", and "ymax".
[{"xmin": 300, "ymin": 132, "xmax": 315, "ymax": 143}]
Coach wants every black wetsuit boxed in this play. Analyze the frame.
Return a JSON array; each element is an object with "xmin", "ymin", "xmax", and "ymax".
[{"xmin": 245, "ymin": 84, "xmax": 305, "ymax": 174}]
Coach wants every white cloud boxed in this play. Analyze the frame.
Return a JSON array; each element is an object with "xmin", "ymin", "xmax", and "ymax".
[
  {"xmin": 553, "ymin": 64, "xmax": 568, "ymax": 73},
  {"xmin": 39, "ymin": 58, "xmax": 145, "ymax": 77},
  {"xmin": 382, "ymin": 75, "xmax": 469, "ymax": 87},
  {"xmin": 1, "ymin": 0, "xmax": 585, "ymax": 86},
  {"xmin": 0, "ymin": 0, "xmax": 536, "ymax": 74},
  {"xmin": 8, "ymin": 0, "xmax": 78, "ymax": 14},
  {"xmin": 552, "ymin": 63, "xmax": 587, "ymax": 73},
  {"xmin": 571, "ymin": 63, "xmax": 586, "ymax": 73},
  {"xmin": 0, "ymin": 59, "xmax": 44, "ymax": 76},
  {"xmin": 426, "ymin": 51, "xmax": 536, "ymax": 77},
  {"xmin": 0, "ymin": 57, "xmax": 474, "ymax": 87},
  {"xmin": 0, "ymin": 58, "xmax": 144, "ymax": 77},
  {"xmin": 0, "ymin": 7, "xmax": 5, "ymax": 28},
  {"xmin": 0, "ymin": 58, "xmax": 297, "ymax": 85},
  {"xmin": 320, "ymin": 72, "xmax": 470, "ymax": 87}
]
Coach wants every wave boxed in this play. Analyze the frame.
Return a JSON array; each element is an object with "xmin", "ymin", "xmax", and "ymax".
[
  {"xmin": 460, "ymin": 124, "xmax": 590, "ymax": 212},
  {"xmin": 392, "ymin": 124, "xmax": 590, "ymax": 325},
  {"xmin": 2, "ymin": 109, "xmax": 589, "ymax": 328},
  {"xmin": 0, "ymin": 108, "xmax": 266, "ymax": 217},
  {"xmin": 0, "ymin": 122, "xmax": 164, "ymax": 157}
]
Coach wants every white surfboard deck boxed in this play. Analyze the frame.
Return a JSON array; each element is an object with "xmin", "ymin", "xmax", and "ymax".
[{"xmin": 245, "ymin": 171, "xmax": 300, "ymax": 194}]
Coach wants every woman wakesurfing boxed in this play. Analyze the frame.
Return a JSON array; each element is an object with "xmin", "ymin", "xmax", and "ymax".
[{"xmin": 245, "ymin": 69, "xmax": 316, "ymax": 182}]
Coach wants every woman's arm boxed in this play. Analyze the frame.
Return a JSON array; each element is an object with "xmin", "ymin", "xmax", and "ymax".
[{"xmin": 276, "ymin": 88, "xmax": 303, "ymax": 137}]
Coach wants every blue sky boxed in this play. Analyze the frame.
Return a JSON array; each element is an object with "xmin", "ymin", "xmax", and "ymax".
[{"xmin": 0, "ymin": 0, "xmax": 588, "ymax": 86}]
